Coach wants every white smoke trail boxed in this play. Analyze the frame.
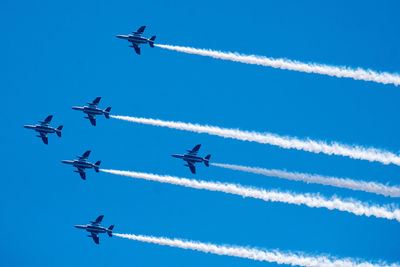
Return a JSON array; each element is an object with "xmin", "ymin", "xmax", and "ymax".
[
  {"xmin": 110, "ymin": 115, "xmax": 400, "ymax": 166},
  {"xmin": 101, "ymin": 169, "xmax": 400, "ymax": 223},
  {"xmin": 212, "ymin": 163, "xmax": 400, "ymax": 198},
  {"xmin": 155, "ymin": 44, "xmax": 400, "ymax": 86},
  {"xmin": 115, "ymin": 233, "xmax": 399, "ymax": 267}
]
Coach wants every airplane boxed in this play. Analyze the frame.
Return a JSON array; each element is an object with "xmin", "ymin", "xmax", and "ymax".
[
  {"xmin": 72, "ymin": 97, "xmax": 111, "ymax": 126},
  {"xmin": 172, "ymin": 144, "xmax": 211, "ymax": 174},
  {"xmin": 74, "ymin": 215, "xmax": 114, "ymax": 244},
  {"xmin": 116, "ymin": 25, "xmax": 156, "ymax": 55},
  {"xmin": 24, "ymin": 115, "xmax": 63, "ymax": 145},
  {"xmin": 61, "ymin": 150, "xmax": 101, "ymax": 180}
]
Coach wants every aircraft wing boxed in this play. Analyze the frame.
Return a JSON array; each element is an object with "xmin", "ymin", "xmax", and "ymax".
[
  {"xmin": 131, "ymin": 43, "xmax": 141, "ymax": 55},
  {"xmin": 77, "ymin": 167, "xmax": 86, "ymax": 180},
  {"xmin": 133, "ymin": 25, "xmax": 146, "ymax": 35},
  {"xmin": 92, "ymin": 215, "xmax": 104, "ymax": 225},
  {"xmin": 40, "ymin": 133, "xmax": 48, "ymax": 145},
  {"xmin": 40, "ymin": 115, "xmax": 53, "ymax": 125},
  {"xmin": 81, "ymin": 150, "xmax": 91, "ymax": 159},
  {"xmin": 88, "ymin": 115, "xmax": 96, "ymax": 126},
  {"xmin": 187, "ymin": 144, "xmax": 201, "ymax": 155},
  {"xmin": 187, "ymin": 162, "xmax": 196, "ymax": 174},
  {"xmin": 89, "ymin": 97, "xmax": 101, "ymax": 106},
  {"xmin": 90, "ymin": 233, "xmax": 100, "ymax": 244}
]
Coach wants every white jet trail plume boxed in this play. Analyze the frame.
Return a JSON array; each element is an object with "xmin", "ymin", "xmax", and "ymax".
[
  {"xmin": 155, "ymin": 44, "xmax": 400, "ymax": 86},
  {"xmin": 212, "ymin": 163, "xmax": 400, "ymax": 198},
  {"xmin": 110, "ymin": 115, "xmax": 400, "ymax": 166},
  {"xmin": 101, "ymin": 169, "xmax": 400, "ymax": 223},
  {"xmin": 115, "ymin": 233, "xmax": 399, "ymax": 267}
]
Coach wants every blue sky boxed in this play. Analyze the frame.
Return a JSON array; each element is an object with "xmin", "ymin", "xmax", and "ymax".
[{"xmin": 2, "ymin": 0, "xmax": 400, "ymax": 266}]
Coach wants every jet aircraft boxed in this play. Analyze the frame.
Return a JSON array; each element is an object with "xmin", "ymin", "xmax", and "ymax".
[
  {"xmin": 116, "ymin": 26, "xmax": 156, "ymax": 55},
  {"xmin": 61, "ymin": 150, "xmax": 101, "ymax": 180},
  {"xmin": 24, "ymin": 115, "xmax": 63, "ymax": 144},
  {"xmin": 172, "ymin": 144, "xmax": 211, "ymax": 174},
  {"xmin": 72, "ymin": 97, "xmax": 111, "ymax": 126},
  {"xmin": 74, "ymin": 215, "xmax": 114, "ymax": 244}
]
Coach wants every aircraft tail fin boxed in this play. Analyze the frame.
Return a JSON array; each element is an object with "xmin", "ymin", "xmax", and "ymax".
[
  {"xmin": 56, "ymin": 125, "xmax": 63, "ymax": 137},
  {"xmin": 107, "ymin": 225, "xmax": 114, "ymax": 237},
  {"xmin": 104, "ymin": 107, "xmax": 111, "ymax": 119},
  {"xmin": 94, "ymin": 161, "xmax": 101, "ymax": 172},
  {"xmin": 204, "ymin": 154, "xmax": 211, "ymax": 167},
  {"xmin": 149, "ymin": 36, "xmax": 156, "ymax": 47}
]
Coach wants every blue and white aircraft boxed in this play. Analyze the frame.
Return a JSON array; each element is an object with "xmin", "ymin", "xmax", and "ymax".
[
  {"xmin": 72, "ymin": 97, "xmax": 111, "ymax": 126},
  {"xmin": 24, "ymin": 115, "xmax": 63, "ymax": 144},
  {"xmin": 74, "ymin": 215, "xmax": 114, "ymax": 244},
  {"xmin": 61, "ymin": 150, "xmax": 101, "ymax": 180},
  {"xmin": 172, "ymin": 144, "xmax": 211, "ymax": 174},
  {"xmin": 116, "ymin": 26, "xmax": 156, "ymax": 55}
]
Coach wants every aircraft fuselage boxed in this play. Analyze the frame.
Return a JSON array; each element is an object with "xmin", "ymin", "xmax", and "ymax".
[
  {"xmin": 172, "ymin": 154, "xmax": 205, "ymax": 163},
  {"xmin": 24, "ymin": 125, "xmax": 56, "ymax": 134},
  {"xmin": 74, "ymin": 225, "xmax": 107, "ymax": 234},
  {"xmin": 61, "ymin": 160, "xmax": 94, "ymax": 169},
  {"xmin": 72, "ymin": 106, "xmax": 104, "ymax": 116},
  {"xmin": 116, "ymin": 35, "xmax": 150, "ymax": 44}
]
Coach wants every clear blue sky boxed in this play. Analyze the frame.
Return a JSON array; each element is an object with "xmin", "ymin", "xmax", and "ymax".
[{"xmin": 2, "ymin": 0, "xmax": 400, "ymax": 266}]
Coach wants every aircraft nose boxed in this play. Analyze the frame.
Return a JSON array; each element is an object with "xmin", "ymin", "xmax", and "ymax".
[
  {"xmin": 116, "ymin": 35, "xmax": 123, "ymax": 39},
  {"xmin": 61, "ymin": 160, "xmax": 68, "ymax": 164},
  {"xmin": 171, "ymin": 154, "xmax": 178, "ymax": 158}
]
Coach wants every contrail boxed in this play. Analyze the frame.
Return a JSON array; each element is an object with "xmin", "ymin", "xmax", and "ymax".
[
  {"xmin": 101, "ymin": 169, "xmax": 400, "ymax": 223},
  {"xmin": 115, "ymin": 233, "xmax": 399, "ymax": 267},
  {"xmin": 110, "ymin": 115, "xmax": 400, "ymax": 166},
  {"xmin": 212, "ymin": 163, "xmax": 400, "ymax": 198},
  {"xmin": 155, "ymin": 44, "xmax": 400, "ymax": 86}
]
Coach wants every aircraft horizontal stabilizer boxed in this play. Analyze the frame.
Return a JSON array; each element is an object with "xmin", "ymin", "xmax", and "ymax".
[
  {"xmin": 149, "ymin": 36, "xmax": 156, "ymax": 47},
  {"xmin": 56, "ymin": 125, "xmax": 63, "ymax": 137},
  {"xmin": 204, "ymin": 154, "xmax": 211, "ymax": 167},
  {"xmin": 107, "ymin": 225, "xmax": 114, "ymax": 237},
  {"xmin": 94, "ymin": 161, "xmax": 101, "ymax": 172},
  {"xmin": 104, "ymin": 107, "xmax": 111, "ymax": 119}
]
